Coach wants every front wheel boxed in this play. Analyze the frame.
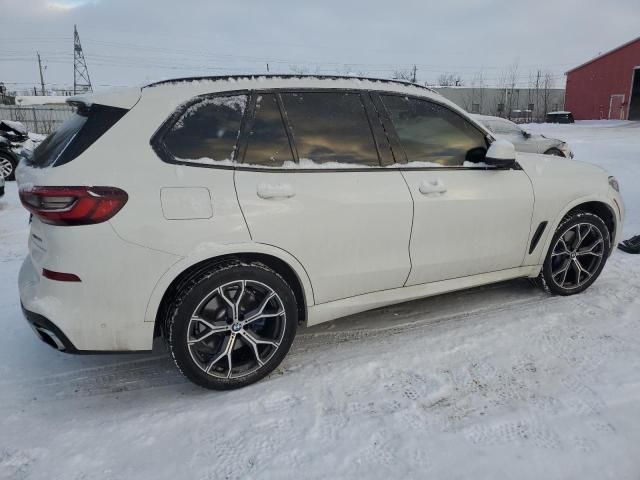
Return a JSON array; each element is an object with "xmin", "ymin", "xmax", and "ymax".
[
  {"xmin": 539, "ymin": 212, "xmax": 611, "ymax": 295},
  {"xmin": 544, "ymin": 148, "xmax": 565, "ymax": 157},
  {"xmin": 168, "ymin": 261, "xmax": 298, "ymax": 390}
]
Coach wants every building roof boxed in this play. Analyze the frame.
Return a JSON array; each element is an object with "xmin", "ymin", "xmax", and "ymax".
[{"xmin": 566, "ymin": 36, "xmax": 640, "ymax": 74}]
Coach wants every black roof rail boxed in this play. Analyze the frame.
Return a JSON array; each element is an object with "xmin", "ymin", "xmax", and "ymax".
[{"xmin": 144, "ymin": 74, "xmax": 436, "ymax": 94}]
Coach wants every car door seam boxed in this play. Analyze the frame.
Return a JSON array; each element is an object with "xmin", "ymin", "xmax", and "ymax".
[
  {"xmin": 232, "ymin": 168, "xmax": 253, "ymax": 242},
  {"xmin": 399, "ymin": 170, "xmax": 415, "ymax": 287}
]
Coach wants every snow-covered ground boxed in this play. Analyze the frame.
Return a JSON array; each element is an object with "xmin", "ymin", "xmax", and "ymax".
[{"xmin": 1, "ymin": 121, "xmax": 639, "ymax": 480}]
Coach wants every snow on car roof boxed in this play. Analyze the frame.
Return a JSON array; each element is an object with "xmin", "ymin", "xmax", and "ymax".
[
  {"xmin": 139, "ymin": 75, "xmax": 478, "ymax": 128},
  {"xmin": 144, "ymin": 74, "xmax": 437, "ymax": 94}
]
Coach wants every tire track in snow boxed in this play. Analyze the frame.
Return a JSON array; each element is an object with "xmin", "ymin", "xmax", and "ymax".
[
  {"xmin": 3, "ymin": 277, "xmax": 635, "ymax": 402},
  {"xmin": 0, "ymin": 289, "xmax": 553, "ymax": 401}
]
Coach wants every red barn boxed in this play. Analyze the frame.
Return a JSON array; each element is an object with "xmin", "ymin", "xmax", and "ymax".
[{"xmin": 565, "ymin": 36, "xmax": 640, "ymax": 120}]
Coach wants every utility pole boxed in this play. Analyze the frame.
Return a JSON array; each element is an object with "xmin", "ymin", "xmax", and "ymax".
[
  {"xmin": 73, "ymin": 25, "xmax": 93, "ymax": 94},
  {"xmin": 37, "ymin": 52, "xmax": 45, "ymax": 95},
  {"xmin": 411, "ymin": 65, "xmax": 417, "ymax": 83}
]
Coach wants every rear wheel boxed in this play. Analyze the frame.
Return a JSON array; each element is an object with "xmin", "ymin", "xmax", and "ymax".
[
  {"xmin": 0, "ymin": 153, "xmax": 17, "ymax": 181},
  {"xmin": 539, "ymin": 212, "xmax": 610, "ymax": 295},
  {"xmin": 168, "ymin": 261, "xmax": 298, "ymax": 390}
]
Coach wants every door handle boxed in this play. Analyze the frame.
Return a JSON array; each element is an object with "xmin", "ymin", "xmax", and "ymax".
[
  {"xmin": 257, "ymin": 183, "xmax": 296, "ymax": 199},
  {"xmin": 419, "ymin": 178, "xmax": 447, "ymax": 195}
]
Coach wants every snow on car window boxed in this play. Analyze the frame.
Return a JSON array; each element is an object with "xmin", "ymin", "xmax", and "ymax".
[
  {"xmin": 164, "ymin": 95, "xmax": 247, "ymax": 163},
  {"xmin": 172, "ymin": 95, "xmax": 246, "ymax": 132}
]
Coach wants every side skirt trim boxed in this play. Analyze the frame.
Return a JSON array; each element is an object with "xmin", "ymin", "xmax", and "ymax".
[{"xmin": 307, "ymin": 266, "xmax": 541, "ymax": 326}]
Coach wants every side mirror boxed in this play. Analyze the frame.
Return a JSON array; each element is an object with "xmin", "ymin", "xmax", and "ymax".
[
  {"xmin": 485, "ymin": 140, "xmax": 517, "ymax": 168},
  {"xmin": 522, "ymin": 130, "xmax": 531, "ymax": 139}
]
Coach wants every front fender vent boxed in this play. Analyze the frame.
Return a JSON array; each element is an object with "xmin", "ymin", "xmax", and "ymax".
[{"xmin": 529, "ymin": 221, "xmax": 548, "ymax": 254}]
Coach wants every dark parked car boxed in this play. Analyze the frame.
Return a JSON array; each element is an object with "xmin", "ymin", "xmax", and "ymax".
[
  {"xmin": 0, "ymin": 120, "xmax": 40, "ymax": 181},
  {"xmin": 546, "ymin": 111, "xmax": 575, "ymax": 124},
  {"xmin": 0, "ymin": 134, "xmax": 19, "ymax": 181}
]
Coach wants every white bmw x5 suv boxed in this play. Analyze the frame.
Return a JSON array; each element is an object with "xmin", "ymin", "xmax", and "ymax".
[{"xmin": 17, "ymin": 75, "xmax": 624, "ymax": 389}]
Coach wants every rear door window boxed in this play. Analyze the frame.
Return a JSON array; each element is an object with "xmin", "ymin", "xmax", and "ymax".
[
  {"xmin": 163, "ymin": 95, "xmax": 248, "ymax": 165},
  {"xmin": 381, "ymin": 95, "xmax": 487, "ymax": 166},
  {"xmin": 280, "ymin": 92, "xmax": 380, "ymax": 167},
  {"xmin": 242, "ymin": 94, "xmax": 294, "ymax": 168}
]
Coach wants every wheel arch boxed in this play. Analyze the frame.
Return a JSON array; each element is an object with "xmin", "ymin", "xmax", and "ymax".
[
  {"xmin": 535, "ymin": 196, "xmax": 618, "ymax": 264},
  {"xmin": 543, "ymin": 146, "xmax": 565, "ymax": 157},
  {"xmin": 147, "ymin": 245, "xmax": 315, "ymax": 339}
]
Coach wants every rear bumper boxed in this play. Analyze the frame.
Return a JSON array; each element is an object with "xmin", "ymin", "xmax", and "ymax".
[
  {"xmin": 21, "ymin": 305, "xmax": 79, "ymax": 353},
  {"xmin": 21, "ymin": 305, "xmax": 150, "ymax": 354},
  {"xmin": 18, "ymin": 222, "xmax": 179, "ymax": 352}
]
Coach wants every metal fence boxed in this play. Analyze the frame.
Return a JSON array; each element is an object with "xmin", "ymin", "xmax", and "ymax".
[{"xmin": 0, "ymin": 105, "xmax": 75, "ymax": 134}]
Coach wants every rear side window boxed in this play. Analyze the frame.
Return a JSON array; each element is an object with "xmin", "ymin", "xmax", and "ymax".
[
  {"xmin": 381, "ymin": 95, "xmax": 487, "ymax": 166},
  {"xmin": 163, "ymin": 95, "xmax": 247, "ymax": 164},
  {"xmin": 243, "ymin": 94, "xmax": 294, "ymax": 168},
  {"xmin": 28, "ymin": 104, "xmax": 127, "ymax": 168},
  {"xmin": 280, "ymin": 92, "xmax": 380, "ymax": 167}
]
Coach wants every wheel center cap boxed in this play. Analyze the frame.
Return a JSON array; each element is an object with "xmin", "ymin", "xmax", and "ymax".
[
  {"xmin": 231, "ymin": 323, "xmax": 242, "ymax": 332},
  {"xmin": 570, "ymin": 252, "xmax": 577, "ymax": 259}
]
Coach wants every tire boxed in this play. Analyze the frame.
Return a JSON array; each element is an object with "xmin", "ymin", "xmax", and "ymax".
[
  {"xmin": 539, "ymin": 212, "xmax": 611, "ymax": 295},
  {"xmin": 0, "ymin": 153, "xmax": 17, "ymax": 181},
  {"xmin": 544, "ymin": 148, "xmax": 565, "ymax": 158},
  {"xmin": 168, "ymin": 261, "xmax": 298, "ymax": 390}
]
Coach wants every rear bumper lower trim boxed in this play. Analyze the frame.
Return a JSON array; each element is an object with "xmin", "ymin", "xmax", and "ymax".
[
  {"xmin": 20, "ymin": 305, "xmax": 150, "ymax": 355},
  {"xmin": 21, "ymin": 304, "xmax": 79, "ymax": 353}
]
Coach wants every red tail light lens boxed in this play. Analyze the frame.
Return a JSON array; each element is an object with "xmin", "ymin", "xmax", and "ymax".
[
  {"xmin": 42, "ymin": 268, "xmax": 82, "ymax": 282},
  {"xmin": 19, "ymin": 186, "xmax": 128, "ymax": 226}
]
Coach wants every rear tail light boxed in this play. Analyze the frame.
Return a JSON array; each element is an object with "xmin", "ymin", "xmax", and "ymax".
[{"xmin": 19, "ymin": 186, "xmax": 128, "ymax": 226}]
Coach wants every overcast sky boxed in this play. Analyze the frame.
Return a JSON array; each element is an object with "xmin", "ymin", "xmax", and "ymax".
[{"xmin": 1, "ymin": 0, "xmax": 638, "ymax": 93}]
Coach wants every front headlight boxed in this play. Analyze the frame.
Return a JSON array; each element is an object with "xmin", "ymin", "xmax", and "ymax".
[{"xmin": 609, "ymin": 176, "xmax": 620, "ymax": 192}]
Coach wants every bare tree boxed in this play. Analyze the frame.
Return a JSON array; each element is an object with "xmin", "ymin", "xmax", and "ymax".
[
  {"xmin": 393, "ymin": 65, "xmax": 418, "ymax": 83},
  {"xmin": 436, "ymin": 73, "xmax": 464, "ymax": 87},
  {"xmin": 288, "ymin": 65, "xmax": 323, "ymax": 75},
  {"xmin": 528, "ymin": 70, "xmax": 542, "ymax": 122},
  {"xmin": 491, "ymin": 61, "xmax": 520, "ymax": 119},
  {"xmin": 504, "ymin": 61, "xmax": 520, "ymax": 120},
  {"xmin": 541, "ymin": 71, "xmax": 555, "ymax": 119},
  {"xmin": 462, "ymin": 71, "xmax": 485, "ymax": 113},
  {"xmin": 340, "ymin": 64, "xmax": 369, "ymax": 77}
]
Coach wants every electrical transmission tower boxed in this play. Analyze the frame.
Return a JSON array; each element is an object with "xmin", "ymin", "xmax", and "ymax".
[{"xmin": 73, "ymin": 25, "xmax": 93, "ymax": 94}]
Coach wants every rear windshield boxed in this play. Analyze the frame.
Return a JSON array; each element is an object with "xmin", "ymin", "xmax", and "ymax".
[{"xmin": 28, "ymin": 104, "xmax": 128, "ymax": 168}]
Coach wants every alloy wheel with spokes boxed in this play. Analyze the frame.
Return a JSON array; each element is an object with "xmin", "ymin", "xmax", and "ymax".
[
  {"xmin": 541, "ymin": 213, "xmax": 610, "ymax": 295},
  {"xmin": 550, "ymin": 223, "xmax": 605, "ymax": 290},
  {"xmin": 187, "ymin": 280, "xmax": 286, "ymax": 379},
  {"xmin": 169, "ymin": 262, "xmax": 298, "ymax": 390},
  {"xmin": 0, "ymin": 154, "xmax": 15, "ymax": 181}
]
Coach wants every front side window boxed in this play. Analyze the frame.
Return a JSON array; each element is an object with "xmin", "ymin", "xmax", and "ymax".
[
  {"xmin": 381, "ymin": 95, "xmax": 487, "ymax": 166},
  {"xmin": 163, "ymin": 95, "xmax": 247, "ymax": 164},
  {"xmin": 280, "ymin": 92, "xmax": 380, "ymax": 167},
  {"xmin": 243, "ymin": 94, "xmax": 293, "ymax": 168}
]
